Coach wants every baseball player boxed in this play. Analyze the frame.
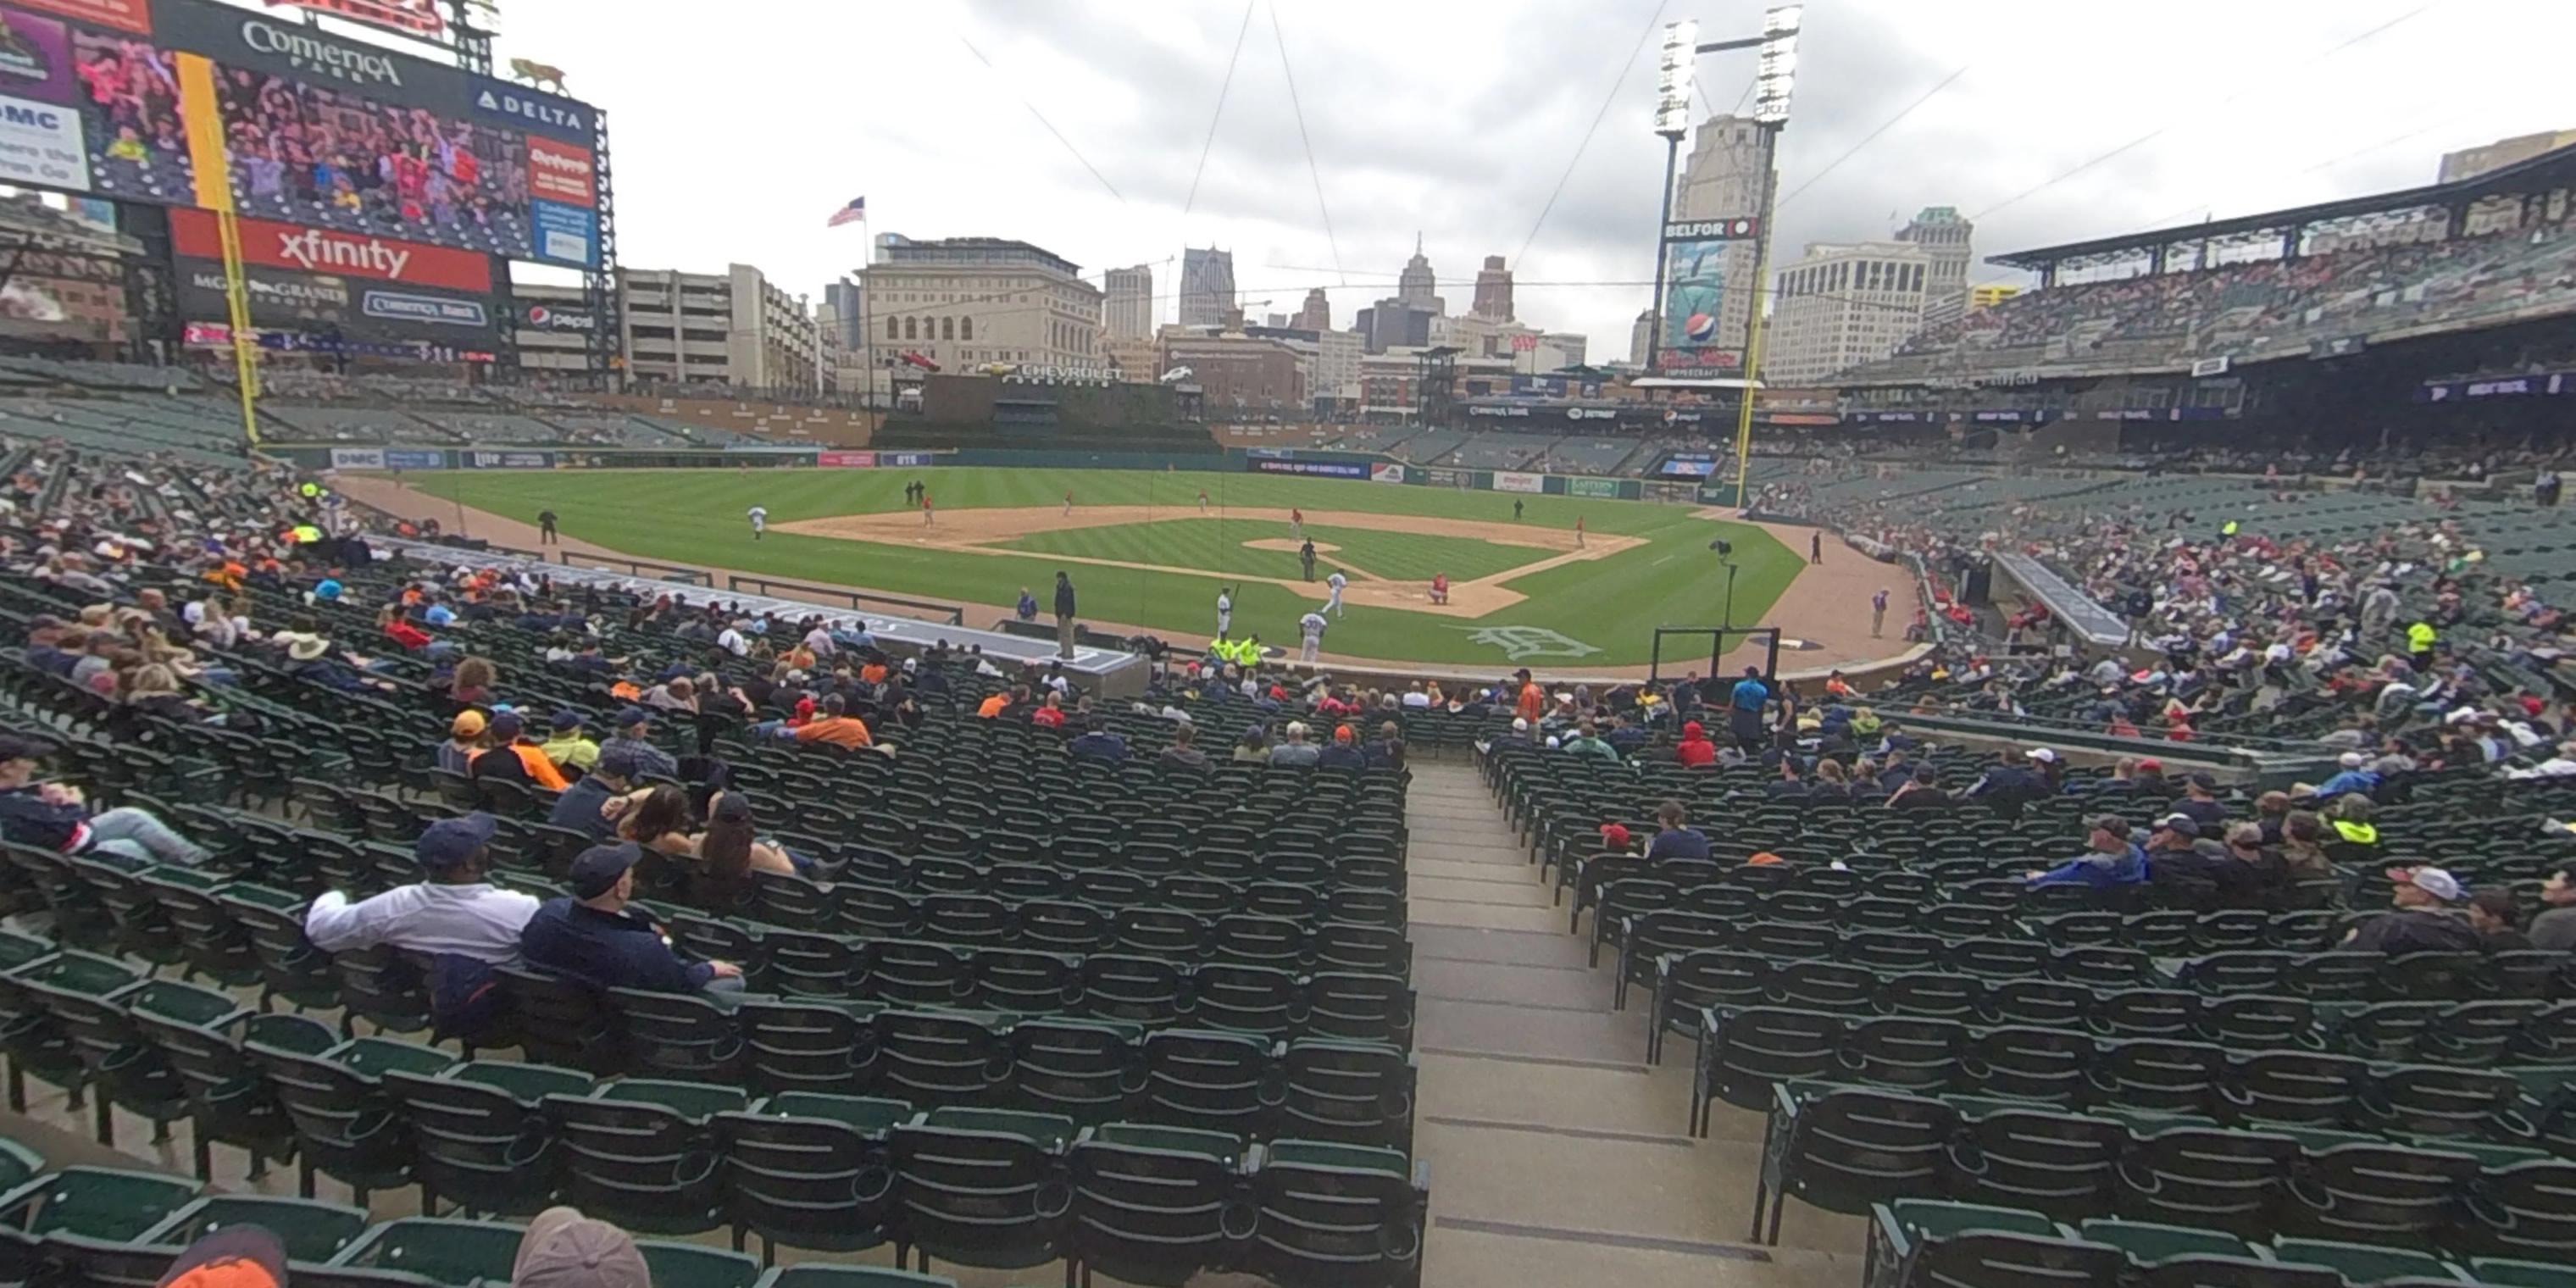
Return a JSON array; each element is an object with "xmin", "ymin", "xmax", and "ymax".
[
  {"xmin": 1063, "ymin": 489, "xmax": 1075, "ymax": 516},
  {"xmin": 1197, "ymin": 488, "xmax": 1210, "ymax": 514},
  {"xmin": 1217, "ymin": 585, "xmax": 1235, "ymax": 636},
  {"xmin": 1290, "ymin": 507, "xmax": 1304, "ymax": 539},
  {"xmin": 747, "ymin": 505, "xmax": 767, "ymax": 541},
  {"xmin": 1575, "ymin": 515, "xmax": 1585, "ymax": 549},
  {"xmin": 1299, "ymin": 609, "xmax": 1328, "ymax": 663},
  {"xmin": 921, "ymin": 491, "xmax": 934, "ymax": 526},
  {"xmin": 1325, "ymin": 569, "xmax": 1347, "ymax": 619}
]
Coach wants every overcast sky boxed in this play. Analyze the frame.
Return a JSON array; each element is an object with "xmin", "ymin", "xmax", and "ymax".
[{"xmin": 496, "ymin": 0, "xmax": 2573, "ymax": 356}]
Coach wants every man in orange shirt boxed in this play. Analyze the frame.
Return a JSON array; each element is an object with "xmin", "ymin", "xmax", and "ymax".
[
  {"xmin": 469, "ymin": 712, "xmax": 571, "ymax": 791},
  {"xmin": 789, "ymin": 694, "xmax": 873, "ymax": 748},
  {"xmin": 975, "ymin": 691, "xmax": 1008, "ymax": 719},
  {"xmin": 1514, "ymin": 669, "xmax": 1545, "ymax": 725}
]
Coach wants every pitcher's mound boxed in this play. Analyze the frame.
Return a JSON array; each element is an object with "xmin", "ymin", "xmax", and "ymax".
[{"xmin": 1243, "ymin": 538, "xmax": 1340, "ymax": 554}]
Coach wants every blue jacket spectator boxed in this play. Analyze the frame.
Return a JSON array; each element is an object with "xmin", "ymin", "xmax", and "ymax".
[
  {"xmin": 519, "ymin": 843, "xmax": 743, "ymax": 994},
  {"xmin": 547, "ymin": 747, "xmax": 641, "ymax": 841},
  {"xmin": 1645, "ymin": 800, "xmax": 1711, "ymax": 862},
  {"xmin": 2029, "ymin": 816, "xmax": 2152, "ymax": 888},
  {"xmin": 2310, "ymin": 752, "xmax": 2380, "ymax": 800},
  {"xmin": 1067, "ymin": 717, "xmax": 1129, "ymax": 763}
]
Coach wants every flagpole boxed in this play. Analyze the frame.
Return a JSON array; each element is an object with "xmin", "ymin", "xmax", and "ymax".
[{"xmin": 860, "ymin": 207, "xmax": 875, "ymax": 420}]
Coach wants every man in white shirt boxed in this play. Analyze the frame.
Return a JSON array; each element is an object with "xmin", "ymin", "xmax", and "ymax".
[
  {"xmin": 801, "ymin": 621, "xmax": 836, "ymax": 658},
  {"xmin": 715, "ymin": 619, "xmax": 751, "ymax": 657},
  {"xmin": 1299, "ymin": 610, "xmax": 1328, "ymax": 663},
  {"xmin": 747, "ymin": 506, "xmax": 768, "ymax": 540},
  {"xmin": 303, "ymin": 813, "xmax": 541, "ymax": 963},
  {"xmin": 1325, "ymin": 570, "xmax": 1347, "ymax": 619},
  {"xmin": 1216, "ymin": 586, "xmax": 1233, "ymax": 637}
]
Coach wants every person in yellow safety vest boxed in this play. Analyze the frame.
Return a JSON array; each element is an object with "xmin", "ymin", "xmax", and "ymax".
[
  {"xmin": 2407, "ymin": 620, "xmax": 2437, "ymax": 669},
  {"xmin": 2221, "ymin": 519, "xmax": 2239, "ymax": 538},
  {"xmin": 290, "ymin": 524, "xmax": 323, "ymax": 544},
  {"xmin": 298, "ymin": 480, "xmax": 320, "ymax": 499}
]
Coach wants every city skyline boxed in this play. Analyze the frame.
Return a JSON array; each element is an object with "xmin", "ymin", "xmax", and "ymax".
[{"xmin": 486, "ymin": 0, "xmax": 2576, "ymax": 361}]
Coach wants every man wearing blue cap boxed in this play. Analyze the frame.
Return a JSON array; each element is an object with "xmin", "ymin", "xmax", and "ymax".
[
  {"xmin": 519, "ymin": 842, "xmax": 743, "ymax": 994},
  {"xmin": 598, "ymin": 707, "xmax": 677, "ymax": 780},
  {"xmin": 304, "ymin": 813, "xmax": 541, "ymax": 962},
  {"xmin": 548, "ymin": 747, "xmax": 641, "ymax": 841}
]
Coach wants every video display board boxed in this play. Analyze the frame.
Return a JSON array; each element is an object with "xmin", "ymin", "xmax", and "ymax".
[{"xmin": 3, "ymin": 0, "xmax": 597, "ymax": 267}]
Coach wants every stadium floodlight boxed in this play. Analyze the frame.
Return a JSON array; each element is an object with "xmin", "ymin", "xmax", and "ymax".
[
  {"xmin": 1653, "ymin": 19, "xmax": 1698, "ymax": 138},
  {"xmin": 1752, "ymin": 8, "xmax": 1800, "ymax": 125}
]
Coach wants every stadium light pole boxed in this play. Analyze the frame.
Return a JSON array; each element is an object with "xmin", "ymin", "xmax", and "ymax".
[
  {"xmin": 1641, "ymin": 19, "xmax": 1697, "ymax": 378},
  {"xmin": 1730, "ymin": 6, "xmax": 1797, "ymax": 508}
]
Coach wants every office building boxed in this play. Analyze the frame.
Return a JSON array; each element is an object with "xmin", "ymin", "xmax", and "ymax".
[
  {"xmin": 1105, "ymin": 264, "xmax": 1154, "ymax": 340},
  {"xmin": 858, "ymin": 236, "xmax": 1105, "ymax": 380},
  {"xmin": 619, "ymin": 264, "xmax": 820, "ymax": 390},
  {"xmin": 1764, "ymin": 241, "xmax": 1933, "ymax": 386},
  {"xmin": 1470, "ymin": 254, "xmax": 1514, "ymax": 320},
  {"xmin": 1179, "ymin": 247, "xmax": 1236, "ymax": 327},
  {"xmin": 1291, "ymin": 287, "xmax": 1331, "ymax": 331},
  {"xmin": 1353, "ymin": 297, "xmax": 1436, "ymax": 354},
  {"xmin": 1396, "ymin": 235, "xmax": 1441, "ymax": 312},
  {"xmin": 1668, "ymin": 113, "xmax": 1772, "ymax": 368},
  {"xmin": 822, "ymin": 277, "xmax": 865, "ymax": 351},
  {"xmin": 1896, "ymin": 206, "xmax": 1975, "ymax": 326},
  {"xmin": 1629, "ymin": 308, "xmax": 1654, "ymax": 366},
  {"xmin": 1163, "ymin": 325, "xmax": 1305, "ymax": 414},
  {"xmin": 1245, "ymin": 323, "xmax": 1362, "ymax": 409}
]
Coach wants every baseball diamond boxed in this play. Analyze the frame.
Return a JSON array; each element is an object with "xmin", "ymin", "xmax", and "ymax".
[{"xmin": 373, "ymin": 466, "xmax": 1885, "ymax": 672}]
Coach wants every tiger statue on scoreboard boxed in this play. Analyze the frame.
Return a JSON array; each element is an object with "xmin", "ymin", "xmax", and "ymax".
[{"xmin": 508, "ymin": 58, "xmax": 567, "ymax": 93}]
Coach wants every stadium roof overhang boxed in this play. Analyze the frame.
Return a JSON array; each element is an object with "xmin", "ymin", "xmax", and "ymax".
[
  {"xmin": 1989, "ymin": 142, "xmax": 2576, "ymax": 273},
  {"xmin": 1629, "ymin": 376, "xmax": 1760, "ymax": 391}
]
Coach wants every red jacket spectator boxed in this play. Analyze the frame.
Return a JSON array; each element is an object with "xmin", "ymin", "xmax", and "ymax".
[
  {"xmin": 383, "ymin": 618, "xmax": 431, "ymax": 651},
  {"xmin": 1675, "ymin": 719, "xmax": 1717, "ymax": 767}
]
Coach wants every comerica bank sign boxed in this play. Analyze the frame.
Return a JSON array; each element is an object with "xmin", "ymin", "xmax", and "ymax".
[{"xmin": 239, "ymin": 18, "xmax": 405, "ymax": 89}]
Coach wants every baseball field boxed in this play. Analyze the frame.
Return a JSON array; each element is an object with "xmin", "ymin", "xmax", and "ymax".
[{"xmin": 386, "ymin": 467, "xmax": 1830, "ymax": 669}]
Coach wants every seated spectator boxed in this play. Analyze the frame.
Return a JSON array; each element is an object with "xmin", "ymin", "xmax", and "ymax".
[
  {"xmin": 436, "ymin": 711, "xmax": 489, "ymax": 776},
  {"xmin": 1964, "ymin": 747, "xmax": 2050, "ymax": 819},
  {"xmin": 2222, "ymin": 822, "xmax": 2290, "ymax": 903},
  {"xmin": 2320, "ymin": 793, "xmax": 2383, "ymax": 865},
  {"xmin": 469, "ymin": 712, "xmax": 571, "ymax": 791},
  {"xmin": 1267, "ymin": 721, "xmax": 1320, "ymax": 767},
  {"xmin": 2028, "ymin": 815, "xmax": 2150, "ymax": 889},
  {"xmin": 1560, "ymin": 720, "xmax": 1618, "ymax": 762},
  {"xmin": 539, "ymin": 710, "xmax": 599, "ymax": 773},
  {"xmin": 1673, "ymin": 719, "xmax": 1717, "ymax": 767},
  {"xmin": 599, "ymin": 707, "xmax": 678, "ymax": 780},
  {"xmin": 379, "ymin": 602, "xmax": 433, "ymax": 653},
  {"xmin": 1365, "ymin": 719, "xmax": 1407, "ymax": 769},
  {"xmin": 1052, "ymin": 713, "xmax": 1122, "ymax": 762},
  {"xmin": 695, "ymin": 791, "xmax": 801, "ymax": 896},
  {"xmin": 1807, "ymin": 757, "xmax": 1853, "ymax": 799},
  {"xmin": 303, "ymin": 813, "xmax": 540, "ymax": 962},
  {"xmin": 1646, "ymin": 799, "xmax": 1710, "ymax": 862},
  {"xmin": 1232, "ymin": 724, "xmax": 1269, "ymax": 763},
  {"xmin": 447, "ymin": 656, "xmax": 497, "ymax": 708},
  {"xmin": 2279, "ymin": 811, "xmax": 2335, "ymax": 878},
  {"xmin": 548, "ymin": 747, "xmax": 639, "ymax": 841},
  {"xmin": 2530, "ymin": 863, "xmax": 2576, "ymax": 951},
  {"xmin": 519, "ymin": 842, "xmax": 745, "ymax": 994},
  {"xmin": 2469, "ymin": 891, "xmax": 2533, "ymax": 952},
  {"xmin": 2306, "ymin": 751, "xmax": 2381, "ymax": 800},
  {"xmin": 0, "ymin": 734, "xmax": 208, "ymax": 868},
  {"xmin": 2253, "ymin": 790, "xmax": 2295, "ymax": 845},
  {"xmin": 1317, "ymin": 724, "xmax": 1367, "ymax": 769},
  {"xmin": 512, "ymin": 1206, "xmax": 651, "ymax": 1288},
  {"xmin": 1159, "ymin": 722, "xmax": 1210, "ymax": 772},
  {"xmin": 1030, "ymin": 691, "xmax": 1067, "ymax": 729},
  {"xmin": 2339, "ymin": 866, "xmax": 2480, "ymax": 953},
  {"xmin": 123, "ymin": 663, "xmax": 210, "ymax": 724},
  {"xmin": 778, "ymin": 693, "xmax": 873, "ymax": 749},
  {"xmin": 1888, "ymin": 764, "xmax": 1957, "ymax": 812}
]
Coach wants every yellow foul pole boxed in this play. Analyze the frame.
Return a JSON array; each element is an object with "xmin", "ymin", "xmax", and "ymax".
[{"xmin": 177, "ymin": 52, "xmax": 257, "ymax": 447}]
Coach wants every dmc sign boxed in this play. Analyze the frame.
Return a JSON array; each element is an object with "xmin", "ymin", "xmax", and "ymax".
[
  {"xmin": 1, "ymin": 104, "xmax": 58, "ymax": 130},
  {"xmin": 240, "ymin": 19, "xmax": 405, "ymax": 88}
]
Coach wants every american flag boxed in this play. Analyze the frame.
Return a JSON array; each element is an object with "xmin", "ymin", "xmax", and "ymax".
[{"xmin": 825, "ymin": 197, "xmax": 867, "ymax": 229}]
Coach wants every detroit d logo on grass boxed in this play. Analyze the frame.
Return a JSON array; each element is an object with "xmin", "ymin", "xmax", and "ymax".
[{"xmin": 1463, "ymin": 626, "xmax": 1601, "ymax": 662}]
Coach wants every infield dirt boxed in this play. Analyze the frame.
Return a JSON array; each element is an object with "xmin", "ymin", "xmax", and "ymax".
[{"xmin": 775, "ymin": 505, "xmax": 1644, "ymax": 617}]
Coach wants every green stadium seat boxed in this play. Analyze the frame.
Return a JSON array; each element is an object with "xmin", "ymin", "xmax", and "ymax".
[
  {"xmin": 1755, "ymin": 1085, "xmax": 1959, "ymax": 1244},
  {"xmin": 329, "ymin": 1217, "xmax": 525, "ymax": 1286},
  {"xmin": 634, "ymin": 1239, "xmax": 763, "ymax": 1288},
  {"xmin": 1864, "ymin": 1199, "xmax": 2124, "ymax": 1288},
  {"xmin": 547, "ymin": 1080, "xmax": 748, "ymax": 1236},
  {"xmin": 2268, "ymin": 1237, "xmax": 2468, "ymax": 1286},
  {"xmin": 382, "ymin": 1061, "xmax": 590, "ymax": 1219},
  {"xmin": 1069, "ymin": 1123, "xmax": 1254, "ymax": 1286},
  {"xmin": 1247, "ymin": 1140, "xmax": 1426, "ymax": 1288},
  {"xmin": 245, "ymin": 1019, "xmax": 454, "ymax": 1205},
  {"xmin": 715, "ymin": 1093, "xmax": 907, "ymax": 1263}
]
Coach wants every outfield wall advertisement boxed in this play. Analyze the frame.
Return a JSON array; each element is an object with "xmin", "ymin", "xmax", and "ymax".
[
  {"xmin": 1566, "ymin": 477, "xmax": 1622, "ymax": 498},
  {"xmin": 1251, "ymin": 458, "xmax": 1369, "ymax": 479},
  {"xmin": 1491, "ymin": 470, "xmax": 1545, "ymax": 494},
  {"xmin": 1369, "ymin": 463, "xmax": 1406, "ymax": 484}
]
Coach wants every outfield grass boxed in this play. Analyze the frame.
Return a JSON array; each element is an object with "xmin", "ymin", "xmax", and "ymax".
[
  {"xmin": 994, "ymin": 519, "xmax": 1536, "ymax": 585},
  {"xmin": 397, "ymin": 468, "xmax": 1801, "ymax": 667}
]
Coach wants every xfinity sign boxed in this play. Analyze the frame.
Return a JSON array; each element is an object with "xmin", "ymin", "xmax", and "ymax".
[
  {"xmin": 277, "ymin": 229, "xmax": 410, "ymax": 280},
  {"xmin": 241, "ymin": 19, "xmax": 403, "ymax": 88}
]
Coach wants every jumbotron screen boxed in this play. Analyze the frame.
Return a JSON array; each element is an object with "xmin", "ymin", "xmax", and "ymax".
[{"xmin": 0, "ymin": 0, "xmax": 598, "ymax": 268}]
